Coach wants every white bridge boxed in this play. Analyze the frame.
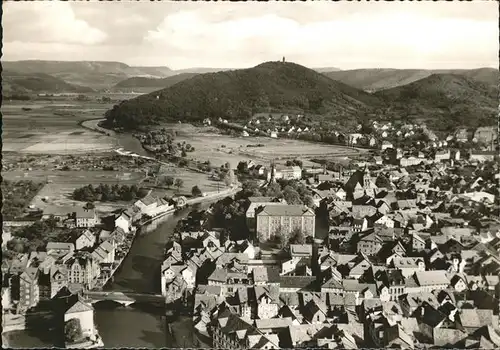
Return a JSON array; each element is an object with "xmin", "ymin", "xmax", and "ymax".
[{"xmin": 81, "ymin": 290, "xmax": 165, "ymax": 307}]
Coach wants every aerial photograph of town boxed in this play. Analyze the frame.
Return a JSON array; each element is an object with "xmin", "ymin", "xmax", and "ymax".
[{"xmin": 1, "ymin": 1, "xmax": 499, "ymax": 349}]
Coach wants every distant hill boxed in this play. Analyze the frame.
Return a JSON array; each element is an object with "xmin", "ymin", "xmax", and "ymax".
[
  {"xmin": 104, "ymin": 61, "xmax": 383, "ymax": 130},
  {"xmin": 314, "ymin": 67, "xmax": 342, "ymax": 73},
  {"xmin": 2, "ymin": 70, "xmax": 94, "ymax": 94},
  {"xmin": 375, "ymin": 73, "xmax": 498, "ymax": 131},
  {"xmin": 112, "ymin": 73, "xmax": 199, "ymax": 91},
  {"xmin": 2, "ymin": 60, "xmax": 175, "ymax": 90},
  {"xmin": 324, "ymin": 68, "xmax": 498, "ymax": 92}
]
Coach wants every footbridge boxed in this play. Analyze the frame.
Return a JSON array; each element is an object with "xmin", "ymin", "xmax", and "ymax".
[{"xmin": 81, "ymin": 290, "xmax": 165, "ymax": 307}]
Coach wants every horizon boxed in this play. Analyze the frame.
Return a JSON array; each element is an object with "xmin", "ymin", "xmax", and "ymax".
[
  {"xmin": 2, "ymin": 59, "xmax": 497, "ymax": 72},
  {"xmin": 3, "ymin": 2, "xmax": 498, "ymax": 70}
]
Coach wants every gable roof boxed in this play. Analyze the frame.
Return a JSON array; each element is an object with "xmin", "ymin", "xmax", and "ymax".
[{"xmin": 256, "ymin": 204, "xmax": 314, "ymax": 217}]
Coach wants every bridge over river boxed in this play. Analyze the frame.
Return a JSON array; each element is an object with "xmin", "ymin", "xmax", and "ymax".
[{"xmin": 81, "ymin": 290, "xmax": 165, "ymax": 307}]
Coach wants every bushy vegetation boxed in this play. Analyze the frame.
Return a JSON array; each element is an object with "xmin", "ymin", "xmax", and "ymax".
[
  {"xmin": 2, "ymin": 180, "xmax": 44, "ymax": 219},
  {"xmin": 72, "ymin": 184, "xmax": 148, "ymax": 202},
  {"xmin": 6, "ymin": 218, "xmax": 84, "ymax": 254},
  {"xmin": 65, "ymin": 319, "xmax": 83, "ymax": 343},
  {"xmin": 191, "ymin": 185, "xmax": 202, "ymax": 197},
  {"xmin": 238, "ymin": 179, "xmax": 314, "ymax": 207}
]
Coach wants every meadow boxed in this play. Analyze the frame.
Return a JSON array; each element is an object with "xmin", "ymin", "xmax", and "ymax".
[
  {"xmin": 168, "ymin": 123, "xmax": 366, "ymax": 168},
  {"xmin": 2, "ymin": 100, "xmax": 117, "ymax": 154}
]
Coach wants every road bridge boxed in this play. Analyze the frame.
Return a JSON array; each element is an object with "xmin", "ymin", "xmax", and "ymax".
[{"xmin": 81, "ymin": 290, "xmax": 165, "ymax": 307}]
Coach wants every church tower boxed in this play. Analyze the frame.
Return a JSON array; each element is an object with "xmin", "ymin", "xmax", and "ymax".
[{"xmin": 363, "ymin": 165, "xmax": 371, "ymax": 187}]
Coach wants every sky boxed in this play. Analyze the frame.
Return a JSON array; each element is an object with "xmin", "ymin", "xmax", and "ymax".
[{"xmin": 2, "ymin": 1, "xmax": 498, "ymax": 70}]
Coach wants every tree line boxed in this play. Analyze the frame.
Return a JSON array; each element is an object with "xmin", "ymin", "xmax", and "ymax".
[{"xmin": 72, "ymin": 184, "xmax": 148, "ymax": 202}]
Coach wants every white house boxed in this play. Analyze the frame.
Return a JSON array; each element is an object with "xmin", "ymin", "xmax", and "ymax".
[
  {"xmin": 75, "ymin": 208, "xmax": 98, "ymax": 228},
  {"xmin": 270, "ymin": 131, "xmax": 278, "ymax": 138},
  {"xmin": 348, "ymin": 133, "xmax": 363, "ymax": 144},
  {"xmin": 381, "ymin": 141, "xmax": 393, "ymax": 150},
  {"xmin": 64, "ymin": 297, "xmax": 96, "ymax": 340},
  {"xmin": 114, "ymin": 212, "xmax": 131, "ymax": 233},
  {"xmin": 134, "ymin": 194, "xmax": 158, "ymax": 216},
  {"xmin": 75, "ymin": 230, "xmax": 96, "ymax": 251}
]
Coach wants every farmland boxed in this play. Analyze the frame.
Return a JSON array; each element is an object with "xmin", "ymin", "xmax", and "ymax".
[
  {"xmin": 1, "ymin": 99, "xmax": 118, "ymax": 154},
  {"xmin": 166, "ymin": 123, "xmax": 367, "ymax": 168},
  {"xmin": 2, "ymin": 169, "xmax": 146, "ymax": 215}
]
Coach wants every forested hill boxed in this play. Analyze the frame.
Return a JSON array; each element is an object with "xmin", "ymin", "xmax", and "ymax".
[
  {"xmin": 375, "ymin": 73, "xmax": 498, "ymax": 131},
  {"xmin": 103, "ymin": 61, "xmax": 383, "ymax": 130}
]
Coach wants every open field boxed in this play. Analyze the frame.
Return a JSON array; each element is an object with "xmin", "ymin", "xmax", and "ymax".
[
  {"xmin": 148, "ymin": 165, "xmax": 230, "ymax": 198},
  {"xmin": 2, "ymin": 170, "xmax": 145, "ymax": 214},
  {"xmin": 2, "ymin": 99, "xmax": 118, "ymax": 154},
  {"xmin": 167, "ymin": 123, "xmax": 367, "ymax": 168}
]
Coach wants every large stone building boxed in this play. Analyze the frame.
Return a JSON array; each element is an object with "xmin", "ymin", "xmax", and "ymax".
[{"xmin": 255, "ymin": 204, "xmax": 315, "ymax": 242}]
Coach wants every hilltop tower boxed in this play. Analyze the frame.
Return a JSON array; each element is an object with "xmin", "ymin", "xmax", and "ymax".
[{"xmin": 282, "ymin": 56, "xmax": 286, "ymax": 63}]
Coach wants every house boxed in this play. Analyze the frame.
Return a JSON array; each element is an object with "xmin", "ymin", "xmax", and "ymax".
[
  {"xmin": 39, "ymin": 266, "xmax": 68, "ymax": 300},
  {"xmin": 17, "ymin": 267, "xmax": 40, "ymax": 309},
  {"xmin": 474, "ymin": 126, "xmax": 497, "ymax": 145},
  {"xmin": 75, "ymin": 208, "xmax": 98, "ymax": 228},
  {"xmin": 348, "ymin": 133, "xmax": 363, "ymax": 145},
  {"xmin": 42, "ymin": 206, "xmax": 75, "ymax": 222},
  {"xmin": 2, "ymin": 229, "xmax": 12, "ymax": 247},
  {"xmin": 272, "ymin": 165, "xmax": 302, "ymax": 181},
  {"xmin": 357, "ymin": 233, "xmax": 383, "ymax": 256},
  {"xmin": 134, "ymin": 194, "xmax": 158, "ymax": 215},
  {"xmin": 455, "ymin": 129, "xmax": 469, "ymax": 142},
  {"xmin": 390, "ymin": 257, "xmax": 426, "ymax": 278},
  {"xmin": 242, "ymin": 131, "xmax": 249, "ymax": 137},
  {"xmin": 114, "ymin": 211, "xmax": 132, "ymax": 233},
  {"xmin": 251, "ymin": 285, "xmax": 280, "ymax": 319},
  {"xmin": 470, "ymin": 151, "xmax": 496, "ymax": 163},
  {"xmin": 2, "ymin": 287, "xmax": 11, "ymax": 310},
  {"xmin": 372, "ymin": 156, "xmax": 383, "ymax": 165},
  {"xmin": 352, "ymin": 218, "xmax": 368, "ymax": 232},
  {"xmin": 400, "ymin": 156, "xmax": 421, "ymax": 167},
  {"xmin": 75, "ymin": 230, "xmax": 96, "ymax": 250},
  {"xmin": 93, "ymin": 240, "xmax": 115, "ymax": 264},
  {"xmin": 458, "ymin": 309, "xmax": 494, "ymax": 334},
  {"xmin": 451, "ymin": 149, "xmax": 461, "ymax": 160},
  {"xmin": 47, "ymin": 242, "xmax": 75, "ymax": 257},
  {"xmin": 375, "ymin": 214, "xmax": 395, "ymax": 228},
  {"xmin": 66, "ymin": 255, "xmax": 100, "ymax": 290},
  {"xmin": 434, "ymin": 150, "xmax": 451, "ymax": 162},
  {"xmin": 212, "ymin": 311, "xmax": 278, "ymax": 349},
  {"xmin": 255, "ymin": 204, "xmax": 315, "ymax": 242},
  {"xmin": 302, "ymin": 299, "xmax": 328, "ymax": 324},
  {"xmin": 385, "ymin": 324, "xmax": 414, "ymax": 349},
  {"xmin": 270, "ymin": 131, "xmax": 278, "ymax": 138},
  {"xmin": 246, "ymin": 197, "xmax": 280, "ymax": 233},
  {"xmin": 411, "ymin": 233, "xmax": 426, "ymax": 252},
  {"xmin": 381, "ymin": 141, "xmax": 393, "ymax": 151},
  {"xmin": 63, "ymin": 296, "xmax": 97, "ymax": 341},
  {"xmin": 414, "ymin": 271, "xmax": 450, "ymax": 293}
]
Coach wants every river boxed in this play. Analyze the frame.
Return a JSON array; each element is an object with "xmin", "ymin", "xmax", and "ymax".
[{"xmin": 5, "ymin": 207, "xmax": 201, "ymax": 348}]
